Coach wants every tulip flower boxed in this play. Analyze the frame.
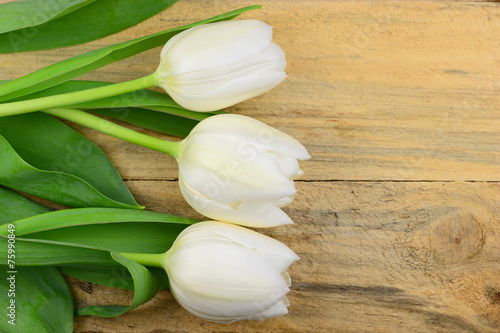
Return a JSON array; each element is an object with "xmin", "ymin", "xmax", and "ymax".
[
  {"xmin": 120, "ymin": 221, "xmax": 300, "ymax": 323},
  {"xmin": 38, "ymin": 108, "xmax": 309, "ymax": 227},
  {"xmin": 155, "ymin": 20, "xmax": 287, "ymax": 111},
  {"xmin": 0, "ymin": 20, "xmax": 286, "ymax": 117},
  {"xmin": 176, "ymin": 113, "xmax": 310, "ymax": 227}
]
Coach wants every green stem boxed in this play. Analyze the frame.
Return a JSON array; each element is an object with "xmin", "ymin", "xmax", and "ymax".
[
  {"xmin": 44, "ymin": 108, "xmax": 180, "ymax": 157},
  {"xmin": 0, "ymin": 73, "xmax": 159, "ymax": 117},
  {"xmin": 118, "ymin": 252, "xmax": 165, "ymax": 268}
]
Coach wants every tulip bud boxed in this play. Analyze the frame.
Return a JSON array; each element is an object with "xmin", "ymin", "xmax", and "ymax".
[
  {"xmin": 163, "ymin": 221, "xmax": 299, "ymax": 323},
  {"xmin": 176, "ymin": 114, "xmax": 310, "ymax": 228},
  {"xmin": 155, "ymin": 20, "xmax": 287, "ymax": 111}
]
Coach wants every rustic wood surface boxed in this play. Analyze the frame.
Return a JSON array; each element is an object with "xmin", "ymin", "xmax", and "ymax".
[{"xmin": 1, "ymin": 0, "xmax": 499, "ymax": 332}]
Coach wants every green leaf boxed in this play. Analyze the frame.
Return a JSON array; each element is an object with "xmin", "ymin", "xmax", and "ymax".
[
  {"xmin": 60, "ymin": 265, "xmax": 136, "ymax": 290},
  {"xmin": 23, "ymin": 221, "xmax": 189, "ymax": 254},
  {"xmin": 0, "ymin": 113, "xmax": 141, "ymax": 209},
  {"xmin": 0, "ymin": 236, "xmax": 117, "ymax": 266},
  {"xmin": 0, "ymin": 207, "xmax": 194, "ymax": 265},
  {"xmin": 60, "ymin": 265, "xmax": 170, "ymax": 290},
  {"xmin": 28, "ymin": 79, "xmax": 211, "ymax": 137},
  {"xmin": 90, "ymin": 107, "xmax": 199, "ymax": 138},
  {"xmin": 11, "ymin": 80, "xmax": 182, "ymax": 108},
  {"xmin": 0, "ymin": 5, "xmax": 260, "ymax": 102},
  {"xmin": 76, "ymin": 252, "xmax": 160, "ymax": 317},
  {"xmin": 0, "ymin": 0, "xmax": 178, "ymax": 53},
  {"xmin": 0, "ymin": 266, "xmax": 73, "ymax": 333},
  {"xmin": 0, "ymin": 0, "xmax": 96, "ymax": 34},
  {"xmin": 1, "ymin": 79, "xmax": 213, "ymax": 136},
  {"xmin": 0, "ymin": 185, "xmax": 51, "ymax": 225},
  {"xmin": 5, "ymin": 78, "xmax": 216, "ymax": 121},
  {"xmin": 0, "ymin": 207, "xmax": 197, "ymax": 236},
  {"xmin": 0, "ymin": 207, "xmax": 190, "ymax": 290},
  {"xmin": 0, "ymin": 208, "xmax": 196, "ymax": 267}
]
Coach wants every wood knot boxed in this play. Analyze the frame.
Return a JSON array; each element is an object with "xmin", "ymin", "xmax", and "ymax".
[
  {"xmin": 430, "ymin": 211, "xmax": 484, "ymax": 265},
  {"xmin": 73, "ymin": 280, "xmax": 93, "ymax": 294},
  {"xmin": 487, "ymin": 287, "xmax": 500, "ymax": 305},
  {"xmin": 447, "ymin": 274, "xmax": 500, "ymax": 328}
]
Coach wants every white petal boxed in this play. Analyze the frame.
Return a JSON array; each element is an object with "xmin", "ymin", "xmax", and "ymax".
[
  {"xmin": 156, "ymin": 20, "xmax": 289, "ymax": 111},
  {"xmin": 227, "ymin": 201, "xmax": 293, "ymax": 227},
  {"xmin": 178, "ymin": 134, "xmax": 296, "ymax": 204},
  {"xmin": 282, "ymin": 272, "xmax": 292, "ymax": 287},
  {"xmin": 162, "ymin": 42, "xmax": 286, "ymax": 95},
  {"xmin": 274, "ymin": 153, "xmax": 303, "ymax": 179},
  {"xmin": 166, "ymin": 242, "xmax": 290, "ymax": 322},
  {"xmin": 181, "ymin": 222, "xmax": 300, "ymax": 267},
  {"xmin": 271, "ymin": 195, "xmax": 294, "ymax": 207},
  {"xmin": 169, "ymin": 277, "xmax": 285, "ymax": 324},
  {"xmin": 160, "ymin": 20, "xmax": 274, "ymax": 76},
  {"xmin": 248, "ymin": 297, "xmax": 290, "ymax": 321},
  {"xmin": 161, "ymin": 71, "xmax": 287, "ymax": 112},
  {"xmin": 164, "ymin": 222, "xmax": 298, "ymax": 323},
  {"xmin": 187, "ymin": 114, "xmax": 310, "ymax": 159},
  {"xmin": 179, "ymin": 177, "xmax": 293, "ymax": 227},
  {"xmin": 169, "ymin": 243, "xmax": 289, "ymax": 301}
]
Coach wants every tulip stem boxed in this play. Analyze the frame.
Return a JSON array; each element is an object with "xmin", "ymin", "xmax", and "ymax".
[
  {"xmin": 44, "ymin": 108, "xmax": 180, "ymax": 157},
  {"xmin": 0, "ymin": 73, "xmax": 160, "ymax": 117},
  {"xmin": 118, "ymin": 252, "xmax": 165, "ymax": 268}
]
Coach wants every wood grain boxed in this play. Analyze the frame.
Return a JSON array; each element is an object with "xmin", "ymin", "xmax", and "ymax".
[
  {"xmin": 0, "ymin": 0, "xmax": 499, "ymax": 332},
  {"xmin": 68, "ymin": 180, "xmax": 500, "ymax": 333},
  {"xmin": 0, "ymin": 1, "xmax": 498, "ymax": 181}
]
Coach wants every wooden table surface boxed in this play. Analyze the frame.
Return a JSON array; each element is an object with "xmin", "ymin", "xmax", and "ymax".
[{"xmin": 1, "ymin": 0, "xmax": 499, "ymax": 332}]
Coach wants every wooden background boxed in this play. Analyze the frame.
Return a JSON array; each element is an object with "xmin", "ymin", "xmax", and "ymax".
[{"xmin": 1, "ymin": 0, "xmax": 499, "ymax": 332}]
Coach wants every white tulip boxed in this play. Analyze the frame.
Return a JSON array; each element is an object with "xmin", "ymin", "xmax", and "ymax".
[
  {"xmin": 0, "ymin": 21, "xmax": 284, "ymax": 116},
  {"xmin": 163, "ymin": 221, "xmax": 300, "ymax": 323},
  {"xmin": 155, "ymin": 20, "xmax": 287, "ymax": 111},
  {"xmin": 176, "ymin": 114, "xmax": 310, "ymax": 227}
]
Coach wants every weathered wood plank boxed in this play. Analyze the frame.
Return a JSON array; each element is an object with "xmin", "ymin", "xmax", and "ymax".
[
  {"xmin": 0, "ymin": 1, "xmax": 499, "ymax": 332},
  {"xmin": 0, "ymin": 1, "xmax": 498, "ymax": 181},
  {"xmin": 71, "ymin": 180, "xmax": 500, "ymax": 332}
]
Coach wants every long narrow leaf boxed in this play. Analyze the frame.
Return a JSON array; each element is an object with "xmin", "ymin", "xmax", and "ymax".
[
  {"xmin": 0, "ymin": 0, "xmax": 178, "ymax": 53},
  {"xmin": 90, "ymin": 107, "xmax": 199, "ymax": 138},
  {"xmin": 4, "ymin": 79, "xmax": 217, "ymax": 121},
  {"xmin": 60, "ymin": 265, "xmax": 136, "ymax": 290},
  {"xmin": 0, "ymin": 236, "xmax": 117, "ymax": 266},
  {"xmin": 0, "ymin": 266, "xmax": 73, "ymax": 332},
  {"xmin": 76, "ymin": 252, "xmax": 160, "ymax": 317},
  {"xmin": 0, "ymin": 6, "xmax": 260, "ymax": 101},
  {"xmin": 0, "ymin": 113, "xmax": 141, "ymax": 209},
  {"xmin": 0, "ymin": 0, "xmax": 96, "ymax": 34},
  {"xmin": 0, "ymin": 185, "xmax": 51, "ymax": 225},
  {"xmin": 0, "ymin": 207, "xmax": 195, "ymax": 267},
  {"xmin": 9, "ymin": 80, "xmax": 181, "ymax": 108},
  {"xmin": 0, "ymin": 207, "xmax": 197, "ymax": 236},
  {"xmin": 22, "ymin": 221, "xmax": 189, "ymax": 254},
  {"xmin": 60, "ymin": 265, "xmax": 170, "ymax": 290},
  {"xmin": 0, "ymin": 208, "xmax": 195, "ymax": 267}
]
